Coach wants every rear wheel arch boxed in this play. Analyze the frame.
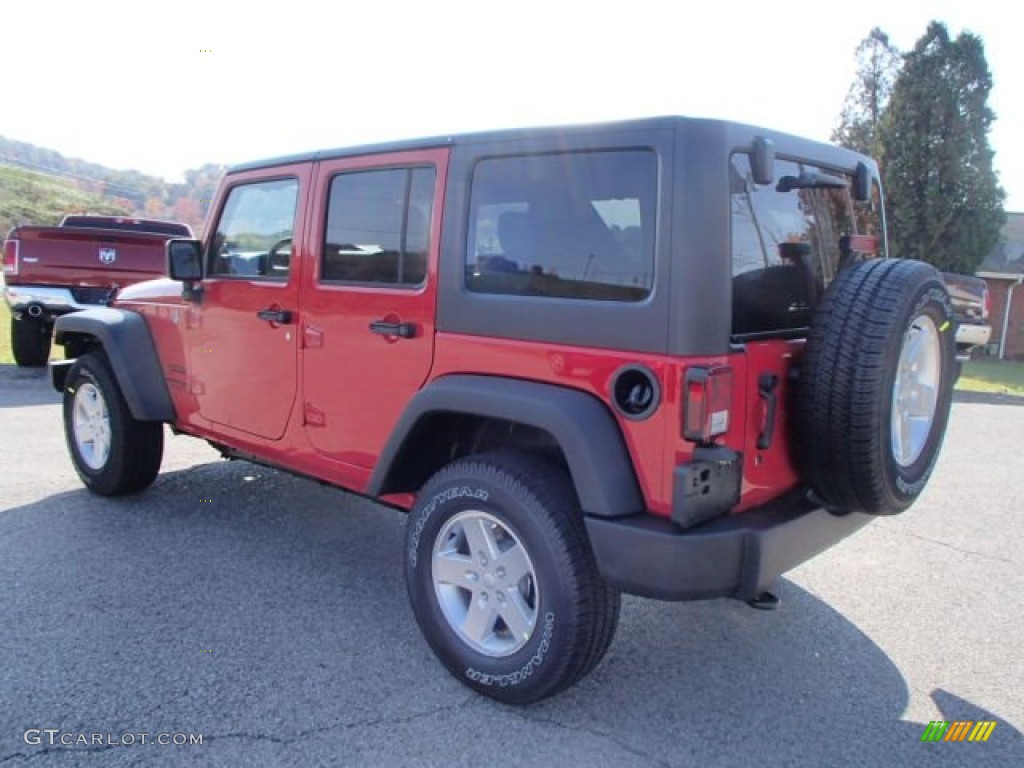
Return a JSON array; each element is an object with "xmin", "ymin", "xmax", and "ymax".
[{"xmin": 370, "ymin": 375, "xmax": 645, "ymax": 518}]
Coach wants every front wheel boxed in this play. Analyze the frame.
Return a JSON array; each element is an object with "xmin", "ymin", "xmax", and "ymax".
[
  {"xmin": 62, "ymin": 351, "xmax": 164, "ymax": 495},
  {"xmin": 11, "ymin": 316, "xmax": 52, "ymax": 367},
  {"xmin": 405, "ymin": 452, "xmax": 620, "ymax": 704}
]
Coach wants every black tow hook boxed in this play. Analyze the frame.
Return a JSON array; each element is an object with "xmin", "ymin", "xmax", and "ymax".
[{"xmin": 747, "ymin": 591, "xmax": 780, "ymax": 610}]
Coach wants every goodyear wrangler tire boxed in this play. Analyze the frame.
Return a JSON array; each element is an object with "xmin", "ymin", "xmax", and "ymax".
[
  {"xmin": 404, "ymin": 452, "xmax": 620, "ymax": 704},
  {"xmin": 797, "ymin": 259, "xmax": 956, "ymax": 515},
  {"xmin": 62, "ymin": 351, "xmax": 164, "ymax": 496}
]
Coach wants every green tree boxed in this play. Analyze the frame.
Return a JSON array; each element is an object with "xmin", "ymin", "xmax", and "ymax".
[
  {"xmin": 879, "ymin": 21, "xmax": 1005, "ymax": 272},
  {"xmin": 833, "ymin": 27, "xmax": 901, "ymax": 159}
]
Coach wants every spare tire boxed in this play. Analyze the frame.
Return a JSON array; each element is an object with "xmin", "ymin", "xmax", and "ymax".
[{"xmin": 796, "ymin": 258, "xmax": 956, "ymax": 515}]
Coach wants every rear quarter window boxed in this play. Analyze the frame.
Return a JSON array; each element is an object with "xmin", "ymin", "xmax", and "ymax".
[{"xmin": 466, "ymin": 150, "xmax": 657, "ymax": 302}]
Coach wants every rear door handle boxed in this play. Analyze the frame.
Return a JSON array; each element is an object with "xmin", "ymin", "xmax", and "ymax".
[
  {"xmin": 369, "ymin": 320, "xmax": 416, "ymax": 338},
  {"xmin": 256, "ymin": 308, "xmax": 293, "ymax": 324}
]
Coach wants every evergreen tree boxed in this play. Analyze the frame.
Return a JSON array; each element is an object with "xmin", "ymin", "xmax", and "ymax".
[
  {"xmin": 879, "ymin": 21, "xmax": 1005, "ymax": 272},
  {"xmin": 833, "ymin": 27, "xmax": 901, "ymax": 159}
]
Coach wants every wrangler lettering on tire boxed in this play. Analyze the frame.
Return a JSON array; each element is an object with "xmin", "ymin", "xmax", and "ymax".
[{"xmin": 404, "ymin": 453, "xmax": 620, "ymax": 705}]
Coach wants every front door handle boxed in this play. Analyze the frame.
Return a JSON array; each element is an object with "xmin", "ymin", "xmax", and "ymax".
[
  {"xmin": 369, "ymin": 320, "xmax": 416, "ymax": 338},
  {"xmin": 256, "ymin": 308, "xmax": 293, "ymax": 324}
]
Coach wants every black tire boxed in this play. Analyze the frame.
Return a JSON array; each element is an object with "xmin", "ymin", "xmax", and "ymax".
[
  {"xmin": 62, "ymin": 351, "xmax": 164, "ymax": 496},
  {"xmin": 11, "ymin": 316, "xmax": 52, "ymax": 367},
  {"xmin": 405, "ymin": 452, "xmax": 620, "ymax": 705},
  {"xmin": 796, "ymin": 259, "xmax": 956, "ymax": 515}
]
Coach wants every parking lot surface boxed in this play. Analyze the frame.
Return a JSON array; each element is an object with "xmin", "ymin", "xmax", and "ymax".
[{"xmin": 1, "ymin": 365, "xmax": 1021, "ymax": 766}]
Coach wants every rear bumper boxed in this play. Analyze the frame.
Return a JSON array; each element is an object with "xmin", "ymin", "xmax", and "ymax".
[
  {"xmin": 585, "ymin": 490, "xmax": 872, "ymax": 601},
  {"xmin": 4, "ymin": 284, "xmax": 98, "ymax": 316},
  {"xmin": 954, "ymin": 322, "xmax": 991, "ymax": 348}
]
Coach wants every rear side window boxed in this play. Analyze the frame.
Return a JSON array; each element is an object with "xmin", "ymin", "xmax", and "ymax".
[
  {"xmin": 730, "ymin": 154, "xmax": 859, "ymax": 337},
  {"xmin": 208, "ymin": 178, "xmax": 299, "ymax": 279},
  {"xmin": 466, "ymin": 150, "xmax": 656, "ymax": 302},
  {"xmin": 321, "ymin": 167, "xmax": 435, "ymax": 286}
]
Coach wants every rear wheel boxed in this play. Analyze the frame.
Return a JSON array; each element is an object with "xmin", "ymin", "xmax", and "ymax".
[
  {"xmin": 797, "ymin": 259, "xmax": 956, "ymax": 514},
  {"xmin": 62, "ymin": 351, "xmax": 164, "ymax": 495},
  {"xmin": 11, "ymin": 316, "xmax": 52, "ymax": 367},
  {"xmin": 405, "ymin": 452, "xmax": 620, "ymax": 704}
]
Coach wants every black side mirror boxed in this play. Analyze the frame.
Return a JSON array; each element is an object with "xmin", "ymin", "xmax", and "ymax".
[
  {"xmin": 751, "ymin": 136, "xmax": 775, "ymax": 186},
  {"xmin": 854, "ymin": 162, "xmax": 873, "ymax": 202},
  {"xmin": 167, "ymin": 239, "xmax": 203, "ymax": 282}
]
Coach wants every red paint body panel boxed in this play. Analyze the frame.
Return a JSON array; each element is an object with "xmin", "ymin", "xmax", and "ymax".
[
  {"xmin": 430, "ymin": 333, "xmax": 675, "ymax": 515},
  {"xmin": 732, "ymin": 340, "xmax": 803, "ymax": 510},
  {"xmin": 300, "ymin": 149, "xmax": 448, "ymax": 467}
]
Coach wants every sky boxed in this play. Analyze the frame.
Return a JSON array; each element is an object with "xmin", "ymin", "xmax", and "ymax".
[{"xmin": 1, "ymin": 0, "xmax": 1020, "ymax": 209}]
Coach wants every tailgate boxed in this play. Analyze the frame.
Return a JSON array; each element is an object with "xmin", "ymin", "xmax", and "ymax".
[{"xmin": 12, "ymin": 227, "xmax": 168, "ymax": 286}]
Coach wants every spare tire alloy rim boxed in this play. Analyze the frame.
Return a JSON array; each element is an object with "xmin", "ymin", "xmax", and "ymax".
[
  {"xmin": 432, "ymin": 510, "xmax": 539, "ymax": 658},
  {"xmin": 891, "ymin": 314, "xmax": 941, "ymax": 467},
  {"xmin": 73, "ymin": 382, "xmax": 112, "ymax": 470}
]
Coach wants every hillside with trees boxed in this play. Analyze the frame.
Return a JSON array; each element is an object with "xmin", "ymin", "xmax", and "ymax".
[{"xmin": 0, "ymin": 135, "xmax": 224, "ymax": 236}]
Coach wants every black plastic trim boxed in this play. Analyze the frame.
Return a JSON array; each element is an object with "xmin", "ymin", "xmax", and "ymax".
[
  {"xmin": 586, "ymin": 490, "xmax": 872, "ymax": 601},
  {"xmin": 369, "ymin": 375, "xmax": 644, "ymax": 518},
  {"xmin": 52, "ymin": 308, "xmax": 175, "ymax": 422},
  {"xmin": 671, "ymin": 445, "xmax": 742, "ymax": 528},
  {"xmin": 609, "ymin": 364, "xmax": 661, "ymax": 421}
]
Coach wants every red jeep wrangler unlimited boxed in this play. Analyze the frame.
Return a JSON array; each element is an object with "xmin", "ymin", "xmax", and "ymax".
[{"xmin": 50, "ymin": 118, "xmax": 956, "ymax": 704}]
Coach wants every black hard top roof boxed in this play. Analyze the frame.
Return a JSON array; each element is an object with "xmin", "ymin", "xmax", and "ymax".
[
  {"xmin": 228, "ymin": 116, "xmax": 681, "ymax": 174},
  {"xmin": 227, "ymin": 115, "xmax": 871, "ymax": 176}
]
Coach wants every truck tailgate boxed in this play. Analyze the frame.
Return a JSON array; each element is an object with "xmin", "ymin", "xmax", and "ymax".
[{"xmin": 11, "ymin": 226, "xmax": 168, "ymax": 286}]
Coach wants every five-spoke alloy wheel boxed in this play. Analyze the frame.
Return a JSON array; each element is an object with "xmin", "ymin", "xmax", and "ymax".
[
  {"xmin": 62, "ymin": 351, "xmax": 164, "ymax": 496},
  {"xmin": 405, "ymin": 452, "xmax": 620, "ymax": 704}
]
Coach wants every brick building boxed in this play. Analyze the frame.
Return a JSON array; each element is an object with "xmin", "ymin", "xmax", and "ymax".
[{"xmin": 978, "ymin": 213, "xmax": 1024, "ymax": 360}]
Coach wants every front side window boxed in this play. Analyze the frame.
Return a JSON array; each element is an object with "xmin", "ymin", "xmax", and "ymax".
[
  {"xmin": 321, "ymin": 167, "xmax": 435, "ymax": 286},
  {"xmin": 208, "ymin": 178, "xmax": 299, "ymax": 279},
  {"xmin": 466, "ymin": 150, "xmax": 657, "ymax": 302},
  {"xmin": 730, "ymin": 154, "xmax": 861, "ymax": 337}
]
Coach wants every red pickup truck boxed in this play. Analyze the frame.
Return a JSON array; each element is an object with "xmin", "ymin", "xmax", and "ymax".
[{"xmin": 3, "ymin": 215, "xmax": 192, "ymax": 366}]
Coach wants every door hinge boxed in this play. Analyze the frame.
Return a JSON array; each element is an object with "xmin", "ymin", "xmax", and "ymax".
[
  {"xmin": 303, "ymin": 325, "xmax": 324, "ymax": 349},
  {"xmin": 303, "ymin": 402, "xmax": 326, "ymax": 427}
]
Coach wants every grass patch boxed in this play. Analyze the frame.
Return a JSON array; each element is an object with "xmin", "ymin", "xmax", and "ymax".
[
  {"xmin": 956, "ymin": 359, "xmax": 1024, "ymax": 396},
  {"xmin": 0, "ymin": 293, "xmax": 11, "ymax": 365}
]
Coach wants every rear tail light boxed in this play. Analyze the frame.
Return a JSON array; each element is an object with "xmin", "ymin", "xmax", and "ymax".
[
  {"xmin": 683, "ymin": 366, "xmax": 733, "ymax": 443},
  {"xmin": 982, "ymin": 283, "xmax": 991, "ymax": 321},
  {"xmin": 2, "ymin": 239, "xmax": 17, "ymax": 276}
]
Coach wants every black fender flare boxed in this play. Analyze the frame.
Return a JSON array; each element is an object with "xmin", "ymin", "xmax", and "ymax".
[
  {"xmin": 369, "ymin": 375, "xmax": 645, "ymax": 518},
  {"xmin": 52, "ymin": 308, "xmax": 175, "ymax": 422}
]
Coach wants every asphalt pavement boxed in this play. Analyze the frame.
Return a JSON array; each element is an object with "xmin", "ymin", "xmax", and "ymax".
[{"xmin": 1, "ymin": 364, "xmax": 1021, "ymax": 767}]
